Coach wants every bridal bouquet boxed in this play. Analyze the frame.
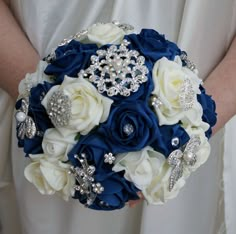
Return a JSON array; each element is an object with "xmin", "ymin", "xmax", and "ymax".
[{"xmin": 15, "ymin": 22, "xmax": 217, "ymax": 210}]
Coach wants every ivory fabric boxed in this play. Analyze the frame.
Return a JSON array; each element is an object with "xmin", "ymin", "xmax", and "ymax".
[
  {"xmin": 0, "ymin": 89, "xmax": 22, "ymax": 234},
  {"xmin": 0, "ymin": 0, "xmax": 235, "ymax": 233}
]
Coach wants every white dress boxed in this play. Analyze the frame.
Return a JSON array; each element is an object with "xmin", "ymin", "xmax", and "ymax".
[{"xmin": 0, "ymin": 0, "xmax": 235, "ymax": 233}]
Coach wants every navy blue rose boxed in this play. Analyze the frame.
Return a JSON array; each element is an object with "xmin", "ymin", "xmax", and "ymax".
[
  {"xmin": 45, "ymin": 40, "xmax": 98, "ymax": 83},
  {"xmin": 125, "ymin": 29, "xmax": 181, "ymax": 64},
  {"xmin": 98, "ymin": 101, "xmax": 161, "ymax": 154},
  {"xmin": 151, "ymin": 124, "xmax": 190, "ymax": 157},
  {"xmin": 16, "ymin": 82, "xmax": 54, "ymax": 155},
  {"xmin": 68, "ymin": 134, "xmax": 139, "ymax": 210},
  {"xmin": 197, "ymin": 86, "xmax": 217, "ymax": 138}
]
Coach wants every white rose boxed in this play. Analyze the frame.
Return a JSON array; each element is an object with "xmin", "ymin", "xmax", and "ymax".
[
  {"xmin": 113, "ymin": 146, "xmax": 166, "ymax": 190},
  {"xmin": 18, "ymin": 61, "xmax": 51, "ymax": 96},
  {"xmin": 143, "ymin": 127, "xmax": 211, "ymax": 205},
  {"xmin": 24, "ymin": 154, "xmax": 75, "ymax": 201},
  {"xmin": 152, "ymin": 57, "xmax": 203, "ymax": 126},
  {"xmin": 143, "ymin": 162, "xmax": 187, "ymax": 204},
  {"xmin": 42, "ymin": 128, "xmax": 76, "ymax": 159},
  {"xmin": 113, "ymin": 146, "xmax": 187, "ymax": 204},
  {"xmin": 87, "ymin": 23, "xmax": 125, "ymax": 46},
  {"xmin": 42, "ymin": 76, "xmax": 113, "ymax": 136}
]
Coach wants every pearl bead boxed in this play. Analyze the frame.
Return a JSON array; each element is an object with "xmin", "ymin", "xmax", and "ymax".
[
  {"xmin": 183, "ymin": 152, "xmax": 195, "ymax": 162},
  {"xmin": 15, "ymin": 111, "xmax": 26, "ymax": 122},
  {"xmin": 112, "ymin": 58, "xmax": 123, "ymax": 70},
  {"xmin": 99, "ymin": 201, "xmax": 104, "ymax": 206}
]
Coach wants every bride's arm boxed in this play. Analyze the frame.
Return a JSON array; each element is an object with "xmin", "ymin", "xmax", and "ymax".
[
  {"xmin": 204, "ymin": 36, "xmax": 236, "ymax": 134},
  {"xmin": 0, "ymin": 0, "xmax": 39, "ymax": 99}
]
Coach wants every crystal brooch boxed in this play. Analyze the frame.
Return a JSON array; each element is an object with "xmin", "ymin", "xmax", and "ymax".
[
  {"xmin": 104, "ymin": 153, "xmax": 116, "ymax": 164},
  {"xmin": 15, "ymin": 97, "xmax": 37, "ymax": 139},
  {"xmin": 80, "ymin": 39, "xmax": 149, "ymax": 97},
  {"xmin": 46, "ymin": 90, "xmax": 71, "ymax": 127},
  {"xmin": 69, "ymin": 153, "xmax": 104, "ymax": 206},
  {"xmin": 180, "ymin": 52, "xmax": 198, "ymax": 73},
  {"xmin": 179, "ymin": 78, "xmax": 195, "ymax": 111},
  {"xmin": 167, "ymin": 135, "xmax": 201, "ymax": 191}
]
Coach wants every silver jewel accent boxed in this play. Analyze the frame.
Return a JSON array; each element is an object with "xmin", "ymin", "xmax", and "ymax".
[
  {"xmin": 99, "ymin": 201, "xmax": 110, "ymax": 207},
  {"xmin": 112, "ymin": 20, "xmax": 134, "ymax": 32},
  {"xmin": 171, "ymin": 137, "xmax": 180, "ymax": 147},
  {"xmin": 44, "ymin": 50, "xmax": 56, "ymax": 63},
  {"xmin": 17, "ymin": 75, "xmax": 35, "ymax": 99},
  {"xmin": 167, "ymin": 135, "xmax": 201, "ymax": 191},
  {"xmin": 150, "ymin": 95, "xmax": 163, "ymax": 108},
  {"xmin": 92, "ymin": 183, "xmax": 104, "ymax": 194},
  {"xmin": 180, "ymin": 52, "xmax": 198, "ymax": 73},
  {"xmin": 104, "ymin": 153, "xmax": 116, "ymax": 164},
  {"xmin": 80, "ymin": 39, "xmax": 148, "ymax": 97},
  {"xmin": 36, "ymin": 131, "xmax": 44, "ymax": 137},
  {"xmin": 123, "ymin": 124, "xmax": 134, "ymax": 136},
  {"xmin": 15, "ymin": 98, "xmax": 37, "ymax": 139},
  {"xmin": 23, "ymin": 75, "xmax": 34, "ymax": 94},
  {"xmin": 59, "ymin": 29, "xmax": 88, "ymax": 47},
  {"xmin": 46, "ymin": 90, "xmax": 71, "ymax": 127},
  {"xmin": 179, "ymin": 78, "xmax": 195, "ymax": 111},
  {"xmin": 45, "ymin": 21, "xmax": 134, "ymax": 63},
  {"xmin": 99, "ymin": 201, "xmax": 104, "ymax": 206},
  {"xmin": 69, "ymin": 153, "xmax": 104, "ymax": 206},
  {"xmin": 45, "ymin": 29, "xmax": 89, "ymax": 63}
]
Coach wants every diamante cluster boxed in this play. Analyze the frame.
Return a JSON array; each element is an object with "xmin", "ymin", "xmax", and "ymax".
[
  {"xmin": 47, "ymin": 90, "xmax": 71, "ymax": 127},
  {"xmin": 81, "ymin": 39, "xmax": 149, "ymax": 97}
]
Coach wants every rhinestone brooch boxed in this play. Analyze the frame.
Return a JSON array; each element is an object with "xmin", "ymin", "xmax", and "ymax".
[
  {"xmin": 15, "ymin": 97, "xmax": 37, "ymax": 139},
  {"xmin": 167, "ymin": 135, "xmax": 201, "ymax": 191},
  {"xmin": 150, "ymin": 95, "xmax": 163, "ymax": 109},
  {"xmin": 180, "ymin": 52, "xmax": 198, "ymax": 73},
  {"xmin": 46, "ymin": 90, "xmax": 72, "ymax": 127},
  {"xmin": 69, "ymin": 153, "xmax": 104, "ymax": 206},
  {"xmin": 80, "ymin": 39, "xmax": 149, "ymax": 97},
  {"xmin": 179, "ymin": 78, "xmax": 195, "ymax": 111},
  {"xmin": 104, "ymin": 153, "xmax": 116, "ymax": 164}
]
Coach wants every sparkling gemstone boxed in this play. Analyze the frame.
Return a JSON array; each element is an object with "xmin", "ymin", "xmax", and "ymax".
[
  {"xmin": 91, "ymin": 55, "xmax": 98, "ymax": 62},
  {"xmin": 123, "ymin": 124, "xmax": 134, "ymax": 135},
  {"xmin": 104, "ymin": 153, "xmax": 115, "ymax": 164},
  {"xmin": 86, "ymin": 199, "xmax": 93, "ymax": 206},
  {"xmin": 112, "ymin": 58, "xmax": 123, "ymax": 70},
  {"xmin": 119, "ymin": 23, "xmax": 134, "ymax": 32},
  {"xmin": 179, "ymin": 78, "xmax": 195, "ymax": 111},
  {"xmin": 92, "ymin": 183, "xmax": 104, "ymax": 194},
  {"xmin": 99, "ymin": 201, "xmax": 104, "ymax": 206},
  {"xmin": 151, "ymin": 96, "xmax": 163, "ymax": 108},
  {"xmin": 171, "ymin": 137, "xmax": 180, "ymax": 147},
  {"xmin": 137, "ymin": 56, "xmax": 145, "ymax": 64}
]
